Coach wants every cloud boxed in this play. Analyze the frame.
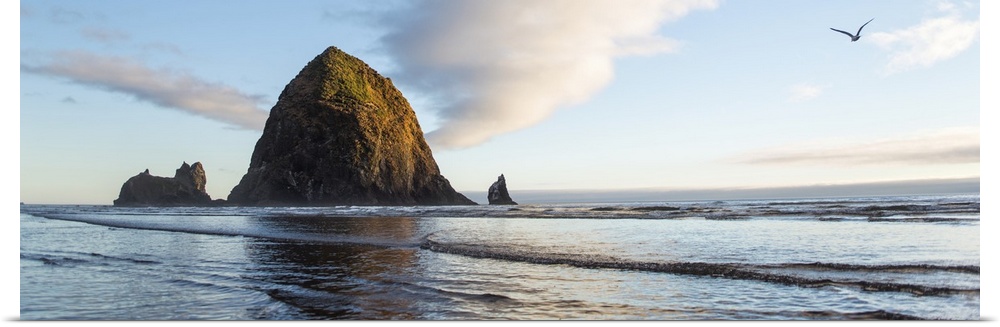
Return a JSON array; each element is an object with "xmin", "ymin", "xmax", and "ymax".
[
  {"xmin": 22, "ymin": 51, "xmax": 269, "ymax": 130},
  {"xmin": 83, "ymin": 26, "xmax": 185, "ymax": 56},
  {"xmin": 80, "ymin": 27, "xmax": 130, "ymax": 44},
  {"xmin": 48, "ymin": 7, "xmax": 86, "ymax": 24},
  {"xmin": 867, "ymin": 1, "xmax": 979, "ymax": 74},
  {"xmin": 733, "ymin": 127, "xmax": 979, "ymax": 166},
  {"xmin": 787, "ymin": 83, "xmax": 823, "ymax": 103},
  {"xmin": 140, "ymin": 43, "xmax": 185, "ymax": 57},
  {"xmin": 21, "ymin": 5, "xmax": 35, "ymax": 18},
  {"xmin": 379, "ymin": 0, "xmax": 719, "ymax": 149}
]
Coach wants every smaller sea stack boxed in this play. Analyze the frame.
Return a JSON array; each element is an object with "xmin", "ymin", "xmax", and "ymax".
[
  {"xmin": 113, "ymin": 162, "xmax": 214, "ymax": 206},
  {"xmin": 488, "ymin": 174, "xmax": 517, "ymax": 205}
]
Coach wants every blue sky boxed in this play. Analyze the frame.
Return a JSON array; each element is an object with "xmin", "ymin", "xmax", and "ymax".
[{"xmin": 17, "ymin": 0, "xmax": 985, "ymax": 205}]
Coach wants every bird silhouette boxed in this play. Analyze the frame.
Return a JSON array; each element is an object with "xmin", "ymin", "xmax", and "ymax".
[{"xmin": 830, "ymin": 18, "xmax": 874, "ymax": 42}]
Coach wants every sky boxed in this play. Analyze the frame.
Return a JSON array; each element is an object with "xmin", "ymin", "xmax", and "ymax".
[{"xmin": 16, "ymin": 0, "xmax": 987, "ymax": 205}]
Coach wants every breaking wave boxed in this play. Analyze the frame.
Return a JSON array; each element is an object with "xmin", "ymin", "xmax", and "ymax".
[{"xmin": 419, "ymin": 238, "xmax": 979, "ymax": 297}]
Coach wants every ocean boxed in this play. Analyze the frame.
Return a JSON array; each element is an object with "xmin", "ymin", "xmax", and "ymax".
[{"xmin": 18, "ymin": 194, "xmax": 980, "ymax": 320}]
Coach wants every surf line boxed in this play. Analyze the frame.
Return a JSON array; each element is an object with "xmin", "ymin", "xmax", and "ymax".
[
  {"xmin": 27, "ymin": 213, "xmax": 423, "ymax": 249},
  {"xmin": 419, "ymin": 239, "xmax": 979, "ymax": 297}
]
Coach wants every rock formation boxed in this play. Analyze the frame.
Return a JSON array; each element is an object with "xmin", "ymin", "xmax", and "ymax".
[
  {"xmin": 113, "ymin": 162, "xmax": 214, "ymax": 206},
  {"xmin": 227, "ymin": 46, "xmax": 475, "ymax": 206},
  {"xmin": 488, "ymin": 174, "xmax": 517, "ymax": 205}
]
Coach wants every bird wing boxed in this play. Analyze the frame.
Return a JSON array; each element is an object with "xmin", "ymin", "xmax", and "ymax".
[
  {"xmin": 856, "ymin": 18, "xmax": 874, "ymax": 35},
  {"xmin": 830, "ymin": 28, "xmax": 855, "ymax": 38}
]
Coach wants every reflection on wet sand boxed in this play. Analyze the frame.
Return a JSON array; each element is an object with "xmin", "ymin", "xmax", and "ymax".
[{"xmin": 242, "ymin": 215, "xmax": 425, "ymax": 319}]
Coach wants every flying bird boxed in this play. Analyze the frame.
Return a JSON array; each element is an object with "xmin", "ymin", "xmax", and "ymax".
[{"xmin": 830, "ymin": 18, "xmax": 874, "ymax": 42}]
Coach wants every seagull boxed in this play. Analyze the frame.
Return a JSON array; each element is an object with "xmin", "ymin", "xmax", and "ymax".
[{"xmin": 830, "ymin": 18, "xmax": 874, "ymax": 42}]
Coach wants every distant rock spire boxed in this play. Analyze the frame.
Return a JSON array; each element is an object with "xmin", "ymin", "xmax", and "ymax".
[
  {"xmin": 174, "ymin": 161, "xmax": 207, "ymax": 192},
  {"xmin": 488, "ymin": 174, "xmax": 517, "ymax": 205}
]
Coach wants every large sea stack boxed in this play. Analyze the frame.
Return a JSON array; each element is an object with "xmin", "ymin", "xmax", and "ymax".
[
  {"xmin": 113, "ymin": 162, "xmax": 214, "ymax": 206},
  {"xmin": 228, "ymin": 46, "xmax": 475, "ymax": 206}
]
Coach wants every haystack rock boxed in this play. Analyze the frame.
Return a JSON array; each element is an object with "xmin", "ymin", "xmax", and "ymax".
[
  {"xmin": 113, "ymin": 162, "xmax": 214, "ymax": 206},
  {"xmin": 227, "ymin": 46, "xmax": 476, "ymax": 206},
  {"xmin": 488, "ymin": 174, "xmax": 517, "ymax": 205}
]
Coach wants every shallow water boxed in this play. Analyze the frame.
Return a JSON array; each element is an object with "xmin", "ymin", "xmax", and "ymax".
[{"xmin": 19, "ymin": 194, "xmax": 980, "ymax": 320}]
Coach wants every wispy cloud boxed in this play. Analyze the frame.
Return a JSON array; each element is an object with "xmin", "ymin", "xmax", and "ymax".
[
  {"xmin": 83, "ymin": 26, "xmax": 185, "ymax": 57},
  {"xmin": 22, "ymin": 51, "xmax": 269, "ymax": 130},
  {"xmin": 139, "ymin": 43, "xmax": 185, "ymax": 57},
  {"xmin": 732, "ymin": 127, "xmax": 979, "ymax": 166},
  {"xmin": 80, "ymin": 27, "xmax": 130, "ymax": 44},
  {"xmin": 787, "ymin": 83, "xmax": 824, "ymax": 103},
  {"xmin": 21, "ymin": 6, "xmax": 36, "ymax": 19},
  {"xmin": 379, "ymin": 0, "xmax": 719, "ymax": 149},
  {"xmin": 867, "ymin": 1, "xmax": 979, "ymax": 74},
  {"xmin": 48, "ymin": 7, "xmax": 86, "ymax": 24}
]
